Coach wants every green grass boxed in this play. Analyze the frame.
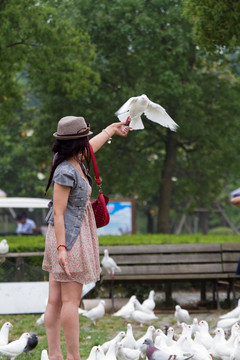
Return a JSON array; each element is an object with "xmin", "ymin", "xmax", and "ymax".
[
  {"xmin": 4, "ymin": 233, "xmax": 240, "ymax": 252},
  {"xmin": 0, "ymin": 311, "xmax": 224, "ymax": 359},
  {"xmin": 0, "ymin": 313, "xmax": 141, "ymax": 359}
]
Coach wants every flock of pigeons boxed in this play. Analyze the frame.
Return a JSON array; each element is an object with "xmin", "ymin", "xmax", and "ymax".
[
  {"xmin": 80, "ymin": 295, "xmax": 240, "ymax": 360},
  {"xmin": 1, "ymin": 249, "xmax": 240, "ymax": 359},
  {"xmin": 1, "ymin": 292, "xmax": 240, "ymax": 360},
  {"xmin": 0, "ymin": 323, "xmax": 41, "ymax": 360}
]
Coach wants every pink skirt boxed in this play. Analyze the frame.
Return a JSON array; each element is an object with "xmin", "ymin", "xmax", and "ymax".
[{"xmin": 42, "ymin": 200, "xmax": 101, "ymax": 284}]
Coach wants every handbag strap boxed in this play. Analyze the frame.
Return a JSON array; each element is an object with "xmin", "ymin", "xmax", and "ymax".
[{"xmin": 89, "ymin": 145, "xmax": 102, "ymax": 187}]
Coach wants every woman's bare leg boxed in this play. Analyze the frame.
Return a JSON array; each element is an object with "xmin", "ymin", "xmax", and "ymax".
[
  {"xmin": 44, "ymin": 274, "xmax": 64, "ymax": 360},
  {"xmin": 60, "ymin": 281, "xmax": 83, "ymax": 360}
]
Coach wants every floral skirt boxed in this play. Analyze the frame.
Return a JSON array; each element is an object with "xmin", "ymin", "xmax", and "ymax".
[{"xmin": 42, "ymin": 201, "xmax": 101, "ymax": 284}]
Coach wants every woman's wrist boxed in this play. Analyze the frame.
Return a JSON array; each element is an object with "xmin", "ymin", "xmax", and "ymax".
[
  {"xmin": 104, "ymin": 125, "xmax": 115, "ymax": 137},
  {"xmin": 102, "ymin": 125, "xmax": 114, "ymax": 144},
  {"xmin": 57, "ymin": 244, "xmax": 67, "ymax": 251}
]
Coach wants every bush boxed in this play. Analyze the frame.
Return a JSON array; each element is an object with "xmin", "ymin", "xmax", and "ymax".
[{"xmin": 2, "ymin": 233, "xmax": 240, "ymax": 253}]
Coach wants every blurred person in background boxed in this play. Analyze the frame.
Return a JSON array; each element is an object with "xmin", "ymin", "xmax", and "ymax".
[{"xmin": 16, "ymin": 213, "xmax": 39, "ymax": 234}]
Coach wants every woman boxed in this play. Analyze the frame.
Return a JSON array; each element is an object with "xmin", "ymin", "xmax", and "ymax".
[{"xmin": 42, "ymin": 116, "xmax": 130, "ymax": 360}]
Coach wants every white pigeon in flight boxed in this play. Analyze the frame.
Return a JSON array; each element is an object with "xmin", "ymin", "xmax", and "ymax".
[{"xmin": 115, "ymin": 94, "xmax": 178, "ymax": 131}]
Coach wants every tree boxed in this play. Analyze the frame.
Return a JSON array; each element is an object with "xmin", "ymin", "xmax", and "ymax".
[
  {"xmin": 2, "ymin": 0, "xmax": 240, "ymax": 235},
  {"xmin": 0, "ymin": 0, "xmax": 99, "ymax": 197},
  {"xmin": 183, "ymin": 0, "xmax": 240, "ymax": 50},
  {"xmin": 73, "ymin": 0, "xmax": 240, "ymax": 232}
]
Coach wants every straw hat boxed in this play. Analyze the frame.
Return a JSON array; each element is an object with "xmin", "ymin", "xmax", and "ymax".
[{"xmin": 53, "ymin": 116, "xmax": 93, "ymax": 140}]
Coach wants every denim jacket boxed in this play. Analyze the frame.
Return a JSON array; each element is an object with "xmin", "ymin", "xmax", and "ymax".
[{"xmin": 45, "ymin": 161, "xmax": 92, "ymax": 250}]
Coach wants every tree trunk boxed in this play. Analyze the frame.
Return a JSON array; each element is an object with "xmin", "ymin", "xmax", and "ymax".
[
  {"xmin": 157, "ymin": 131, "xmax": 178, "ymax": 233},
  {"xmin": 146, "ymin": 209, "xmax": 154, "ymax": 233}
]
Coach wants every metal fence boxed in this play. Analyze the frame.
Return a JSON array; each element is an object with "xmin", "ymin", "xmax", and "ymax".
[{"xmin": 0, "ymin": 254, "xmax": 48, "ymax": 282}]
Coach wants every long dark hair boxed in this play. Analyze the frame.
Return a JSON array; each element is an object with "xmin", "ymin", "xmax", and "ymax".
[{"xmin": 45, "ymin": 137, "xmax": 91, "ymax": 194}]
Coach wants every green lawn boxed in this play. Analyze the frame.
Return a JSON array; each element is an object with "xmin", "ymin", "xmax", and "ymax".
[{"xmin": 0, "ymin": 310, "xmax": 224, "ymax": 359}]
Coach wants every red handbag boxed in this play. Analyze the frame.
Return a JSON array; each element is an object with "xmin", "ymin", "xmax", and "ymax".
[{"xmin": 90, "ymin": 145, "xmax": 110, "ymax": 228}]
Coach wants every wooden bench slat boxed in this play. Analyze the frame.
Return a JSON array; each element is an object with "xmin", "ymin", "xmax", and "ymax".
[
  {"xmin": 103, "ymin": 273, "xmax": 230, "ymax": 280},
  {"xmin": 114, "ymin": 263, "xmax": 223, "ymax": 275},
  {"xmin": 2, "ymin": 252, "xmax": 44, "ymax": 257},
  {"xmin": 222, "ymin": 243, "xmax": 240, "ymax": 251},
  {"xmin": 99, "ymin": 243, "xmax": 221, "ymax": 254},
  {"xmin": 223, "ymin": 263, "xmax": 239, "ymax": 272},
  {"xmin": 104, "ymin": 253, "xmax": 222, "ymax": 265},
  {"xmin": 222, "ymin": 253, "xmax": 240, "ymax": 262}
]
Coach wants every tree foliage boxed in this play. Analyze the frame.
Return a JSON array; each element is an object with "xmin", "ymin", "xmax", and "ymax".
[
  {"xmin": 73, "ymin": 0, "xmax": 240, "ymax": 232},
  {"xmin": 0, "ymin": 0, "xmax": 99, "ymax": 197},
  {"xmin": 1, "ymin": 0, "xmax": 240, "ymax": 234},
  {"xmin": 183, "ymin": 0, "xmax": 240, "ymax": 50}
]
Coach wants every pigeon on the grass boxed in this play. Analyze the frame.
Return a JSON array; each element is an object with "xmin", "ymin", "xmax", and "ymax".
[
  {"xmin": 209, "ymin": 327, "xmax": 233, "ymax": 360},
  {"xmin": 131, "ymin": 301, "xmax": 157, "ymax": 327},
  {"xmin": 165, "ymin": 327, "xmax": 177, "ymax": 346},
  {"xmin": 23, "ymin": 332, "xmax": 38, "ymax": 355},
  {"xmin": 226, "ymin": 323, "xmax": 240, "ymax": 346},
  {"xmin": 0, "ymin": 322, "xmax": 13, "ymax": 346},
  {"xmin": 191, "ymin": 318, "xmax": 200, "ymax": 336},
  {"xmin": 193, "ymin": 332, "xmax": 214, "ymax": 360},
  {"xmin": 101, "ymin": 331, "xmax": 125, "ymax": 354},
  {"xmin": 136, "ymin": 325, "xmax": 155, "ymax": 348},
  {"xmin": 41, "ymin": 349, "xmax": 49, "ymax": 360},
  {"xmin": 120, "ymin": 323, "xmax": 137, "ymax": 349},
  {"xmin": 174, "ymin": 305, "xmax": 190, "ymax": 325},
  {"xmin": 115, "ymin": 94, "xmax": 178, "ymax": 131},
  {"xmin": 231, "ymin": 336, "xmax": 240, "ymax": 360},
  {"xmin": 36, "ymin": 313, "xmax": 45, "ymax": 326},
  {"xmin": 112, "ymin": 296, "xmax": 136, "ymax": 320},
  {"xmin": 143, "ymin": 338, "xmax": 193, "ymax": 360},
  {"xmin": 82, "ymin": 300, "xmax": 105, "ymax": 325},
  {"xmin": 217, "ymin": 316, "xmax": 240, "ymax": 332},
  {"xmin": 219, "ymin": 298, "xmax": 240, "ymax": 319},
  {"xmin": 0, "ymin": 332, "xmax": 31, "ymax": 360},
  {"xmin": 101, "ymin": 249, "xmax": 121, "ymax": 277},
  {"xmin": 96, "ymin": 345, "xmax": 105, "ymax": 360},
  {"xmin": 86, "ymin": 345, "xmax": 98, "ymax": 360},
  {"xmin": 105, "ymin": 340, "xmax": 118, "ymax": 360},
  {"xmin": 0, "ymin": 239, "xmax": 9, "ymax": 255},
  {"xmin": 154, "ymin": 328, "xmax": 168, "ymax": 348},
  {"xmin": 142, "ymin": 290, "xmax": 156, "ymax": 311},
  {"xmin": 78, "ymin": 307, "xmax": 86, "ymax": 315},
  {"xmin": 198, "ymin": 320, "xmax": 213, "ymax": 350},
  {"xmin": 117, "ymin": 342, "xmax": 140, "ymax": 360},
  {"xmin": 133, "ymin": 299, "xmax": 153, "ymax": 314}
]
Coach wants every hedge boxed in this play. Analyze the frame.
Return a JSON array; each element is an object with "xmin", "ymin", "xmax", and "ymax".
[{"xmin": 2, "ymin": 233, "xmax": 240, "ymax": 253}]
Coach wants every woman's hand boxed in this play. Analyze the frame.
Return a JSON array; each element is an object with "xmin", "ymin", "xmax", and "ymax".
[
  {"xmin": 58, "ymin": 247, "xmax": 72, "ymax": 278},
  {"xmin": 89, "ymin": 120, "xmax": 131, "ymax": 152},
  {"xmin": 106, "ymin": 121, "xmax": 131, "ymax": 137}
]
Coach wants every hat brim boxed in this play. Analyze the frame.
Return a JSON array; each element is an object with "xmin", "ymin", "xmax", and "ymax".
[{"xmin": 53, "ymin": 131, "xmax": 93, "ymax": 140}]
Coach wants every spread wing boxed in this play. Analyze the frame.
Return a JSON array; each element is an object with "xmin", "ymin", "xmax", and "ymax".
[
  {"xmin": 115, "ymin": 97, "xmax": 139, "ymax": 115},
  {"xmin": 144, "ymin": 100, "xmax": 179, "ymax": 131}
]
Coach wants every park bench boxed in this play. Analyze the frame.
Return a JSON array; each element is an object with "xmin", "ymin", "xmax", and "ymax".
[
  {"xmin": 99, "ymin": 243, "xmax": 240, "ymax": 309},
  {"xmin": 1, "ymin": 243, "xmax": 240, "ymax": 309}
]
